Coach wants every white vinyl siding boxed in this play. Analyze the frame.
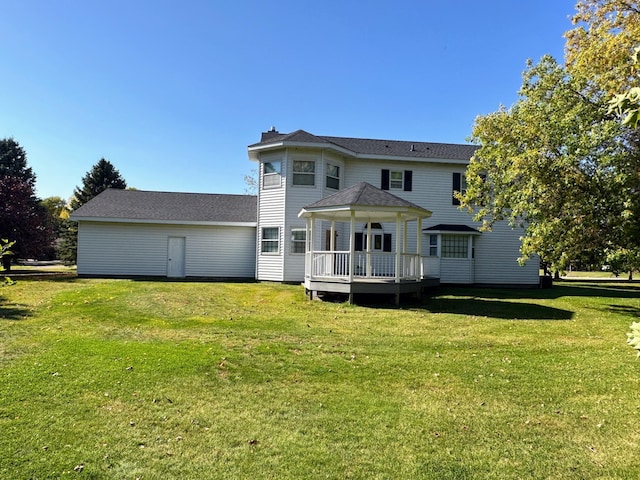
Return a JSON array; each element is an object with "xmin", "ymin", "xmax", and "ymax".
[{"xmin": 76, "ymin": 222, "xmax": 255, "ymax": 278}]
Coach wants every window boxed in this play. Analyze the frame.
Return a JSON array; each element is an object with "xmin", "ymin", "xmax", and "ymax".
[
  {"xmin": 429, "ymin": 234, "xmax": 438, "ymax": 256},
  {"xmin": 355, "ymin": 231, "xmax": 392, "ymax": 252},
  {"xmin": 452, "ymin": 172, "xmax": 467, "ymax": 205},
  {"xmin": 441, "ymin": 235, "xmax": 468, "ymax": 258},
  {"xmin": 390, "ymin": 171, "xmax": 403, "ymax": 189},
  {"xmin": 326, "ymin": 163, "xmax": 340, "ymax": 189},
  {"xmin": 261, "ymin": 227, "xmax": 280, "ymax": 254},
  {"xmin": 290, "ymin": 228, "xmax": 306, "ymax": 254},
  {"xmin": 263, "ymin": 160, "xmax": 281, "ymax": 188},
  {"xmin": 293, "ymin": 160, "xmax": 315, "ymax": 186},
  {"xmin": 381, "ymin": 169, "xmax": 412, "ymax": 191}
]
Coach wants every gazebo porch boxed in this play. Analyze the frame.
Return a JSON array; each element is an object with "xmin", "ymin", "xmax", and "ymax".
[{"xmin": 298, "ymin": 182, "xmax": 438, "ymax": 305}]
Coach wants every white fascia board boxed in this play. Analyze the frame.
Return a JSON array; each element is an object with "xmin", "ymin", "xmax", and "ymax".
[
  {"xmin": 73, "ymin": 217, "xmax": 257, "ymax": 227},
  {"xmin": 248, "ymin": 141, "xmax": 357, "ymax": 158},
  {"xmin": 299, "ymin": 205, "xmax": 431, "ymax": 220}
]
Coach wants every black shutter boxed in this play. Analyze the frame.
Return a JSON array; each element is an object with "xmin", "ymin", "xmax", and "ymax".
[
  {"xmin": 381, "ymin": 169, "xmax": 390, "ymax": 190},
  {"xmin": 404, "ymin": 170, "xmax": 412, "ymax": 191},
  {"xmin": 355, "ymin": 233, "xmax": 363, "ymax": 251},
  {"xmin": 452, "ymin": 172, "xmax": 461, "ymax": 205},
  {"xmin": 383, "ymin": 234, "xmax": 392, "ymax": 252}
]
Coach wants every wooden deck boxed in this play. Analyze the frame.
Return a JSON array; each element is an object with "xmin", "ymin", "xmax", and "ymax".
[
  {"xmin": 303, "ymin": 275, "xmax": 440, "ymax": 305},
  {"xmin": 303, "ymin": 251, "xmax": 439, "ymax": 304}
]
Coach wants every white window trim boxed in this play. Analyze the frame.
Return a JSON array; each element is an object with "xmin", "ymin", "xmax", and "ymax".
[{"xmin": 261, "ymin": 227, "xmax": 280, "ymax": 255}]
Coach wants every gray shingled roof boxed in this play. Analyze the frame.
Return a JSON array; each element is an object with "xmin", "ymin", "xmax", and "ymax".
[
  {"xmin": 423, "ymin": 224, "xmax": 480, "ymax": 233},
  {"xmin": 250, "ymin": 129, "xmax": 477, "ymax": 161},
  {"xmin": 305, "ymin": 182, "xmax": 426, "ymax": 210},
  {"xmin": 70, "ymin": 189, "xmax": 257, "ymax": 224},
  {"xmin": 299, "ymin": 182, "xmax": 432, "ymax": 222}
]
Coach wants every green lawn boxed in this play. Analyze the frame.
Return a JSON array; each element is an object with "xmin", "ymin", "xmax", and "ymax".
[{"xmin": 1, "ymin": 278, "xmax": 639, "ymax": 479}]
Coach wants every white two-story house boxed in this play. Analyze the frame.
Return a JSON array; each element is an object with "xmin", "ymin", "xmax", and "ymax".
[
  {"xmin": 71, "ymin": 128, "xmax": 539, "ymax": 301},
  {"xmin": 248, "ymin": 128, "xmax": 539, "ymax": 298}
]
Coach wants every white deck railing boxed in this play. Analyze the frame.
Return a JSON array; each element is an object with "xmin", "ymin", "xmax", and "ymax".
[{"xmin": 308, "ymin": 251, "xmax": 425, "ymax": 281}]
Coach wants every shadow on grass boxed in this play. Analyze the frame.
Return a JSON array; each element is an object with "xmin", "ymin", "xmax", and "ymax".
[
  {"xmin": 0, "ymin": 295, "xmax": 30, "ymax": 320},
  {"xmin": 608, "ymin": 304, "xmax": 640, "ymax": 320},
  {"xmin": 423, "ymin": 297, "xmax": 574, "ymax": 320},
  {"xmin": 440, "ymin": 283, "xmax": 640, "ymax": 301}
]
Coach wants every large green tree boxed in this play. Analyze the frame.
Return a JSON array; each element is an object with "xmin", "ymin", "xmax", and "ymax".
[
  {"xmin": 58, "ymin": 159, "xmax": 127, "ymax": 264},
  {"xmin": 460, "ymin": 0, "xmax": 640, "ymax": 277},
  {"xmin": 0, "ymin": 139, "xmax": 55, "ymax": 264}
]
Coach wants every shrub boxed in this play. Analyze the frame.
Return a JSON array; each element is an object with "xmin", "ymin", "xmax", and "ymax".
[{"xmin": 627, "ymin": 321, "xmax": 640, "ymax": 357}]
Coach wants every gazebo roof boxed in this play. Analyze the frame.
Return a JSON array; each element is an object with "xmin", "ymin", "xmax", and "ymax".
[{"xmin": 298, "ymin": 182, "xmax": 432, "ymax": 222}]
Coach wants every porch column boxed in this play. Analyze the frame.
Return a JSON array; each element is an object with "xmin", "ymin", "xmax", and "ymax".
[
  {"xmin": 417, "ymin": 217, "xmax": 423, "ymax": 278},
  {"xmin": 330, "ymin": 220, "xmax": 336, "ymax": 274},
  {"xmin": 366, "ymin": 221, "xmax": 372, "ymax": 278},
  {"xmin": 348, "ymin": 211, "xmax": 355, "ymax": 283},
  {"xmin": 307, "ymin": 216, "xmax": 314, "ymax": 279},
  {"xmin": 395, "ymin": 213, "xmax": 401, "ymax": 283},
  {"xmin": 403, "ymin": 220, "xmax": 408, "ymax": 255}
]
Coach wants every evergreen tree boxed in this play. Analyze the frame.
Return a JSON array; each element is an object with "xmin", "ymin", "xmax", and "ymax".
[
  {"xmin": 0, "ymin": 139, "xmax": 55, "ymax": 264},
  {"xmin": 70, "ymin": 158, "xmax": 127, "ymax": 210},
  {"xmin": 58, "ymin": 159, "xmax": 127, "ymax": 264},
  {"xmin": 0, "ymin": 138, "xmax": 35, "ymax": 186}
]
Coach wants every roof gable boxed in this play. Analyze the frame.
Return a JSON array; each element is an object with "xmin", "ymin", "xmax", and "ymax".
[{"xmin": 70, "ymin": 189, "xmax": 257, "ymax": 224}]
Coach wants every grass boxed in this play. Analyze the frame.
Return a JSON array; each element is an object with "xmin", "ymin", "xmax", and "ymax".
[{"xmin": 1, "ymin": 277, "xmax": 640, "ymax": 479}]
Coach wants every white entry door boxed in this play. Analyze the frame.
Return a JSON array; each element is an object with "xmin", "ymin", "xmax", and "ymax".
[{"xmin": 167, "ymin": 237, "xmax": 186, "ymax": 278}]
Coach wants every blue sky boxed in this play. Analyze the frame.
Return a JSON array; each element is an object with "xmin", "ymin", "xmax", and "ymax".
[{"xmin": 1, "ymin": 0, "xmax": 576, "ymax": 200}]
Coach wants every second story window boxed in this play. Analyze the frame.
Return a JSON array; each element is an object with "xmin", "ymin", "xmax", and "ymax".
[
  {"xmin": 381, "ymin": 169, "xmax": 412, "ymax": 191},
  {"xmin": 390, "ymin": 171, "xmax": 403, "ymax": 189},
  {"xmin": 326, "ymin": 163, "xmax": 340, "ymax": 189},
  {"xmin": 293, "ymin": 160, "xmax": 315, "ymax": 186},
  {"xmin": 452, "ymin": 172, "xmax": 467, "ymax": 205},
  {"xmin": 263, "ymin": 160, "xmax": 281, "ymax": 188}
]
